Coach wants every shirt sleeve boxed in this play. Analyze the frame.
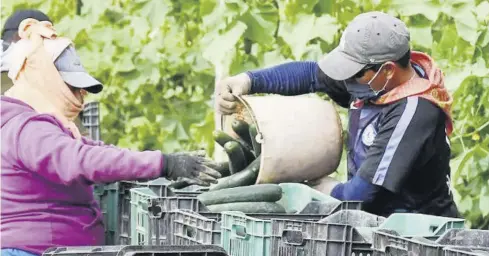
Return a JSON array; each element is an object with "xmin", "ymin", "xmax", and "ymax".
[
  {"xmin": 248, "ymin": 61, "xmax": 352, "ymax": 108},
  {"xmin": 330, "ymin": 174, "xmax": 381, "ymax": 201},
  {"xmin": 357, "ymin": 97, "xmax": 440, "ymax": 193},
  {"xmin": 17, "ymin": 116, "xmax": 164, "ymax": 185}
]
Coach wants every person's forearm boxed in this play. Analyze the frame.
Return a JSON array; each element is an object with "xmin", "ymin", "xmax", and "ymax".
[
  {"xmin": 247, "ymin": 61, "xmax": 320, "ymax": 95},
  {"xmin": 330, "ymin": 175, "xmax": 379, "ymax": 201},
  {"xmin": 19, "ymin": 120, "xmax": 163, "ymax": 185}
]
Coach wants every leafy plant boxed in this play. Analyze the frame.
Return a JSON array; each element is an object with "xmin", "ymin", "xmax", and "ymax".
[{"xmin": 2, "ymin": 0, "xmax": 488, "ymax": 228}]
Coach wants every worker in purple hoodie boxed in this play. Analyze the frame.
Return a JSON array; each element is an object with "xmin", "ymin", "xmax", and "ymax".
[{"xmin": 0, "ymin": 19, "xmax": 221, "ymax": 256}]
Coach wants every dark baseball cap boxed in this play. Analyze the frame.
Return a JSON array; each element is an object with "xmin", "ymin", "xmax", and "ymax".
[
  {"xmin": 318, "ymin": 11, "xmax": 410, "ymax": 81},
  {"xmin": 2, "ymin": 9, "xmax": 51, "ymax": 40},
  {"xmin": 55, "ymin": 45, "xmax": 103, "ymax": 94}
]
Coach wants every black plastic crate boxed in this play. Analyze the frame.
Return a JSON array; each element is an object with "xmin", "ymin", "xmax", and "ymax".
[
  {"xmin": 300, "ymin": 201, "xmax": 362, "ymax": 214},
  {"xmin": 270, "ymin": 210, "xmax": 384, "ymax": 256},
  {"xmin": 43, "ymin": 246, "xmax": 123, "ymax": 256},
  {"xmin": 81, "ymin": 101, "xmax": 101, "ymax": 141},
  {"xmin": 168, "ymin": 209, "xmax": 221, "ymax": 246},
  {"xmin": 373, "ymin": 229, "xmax": 489, "ymax": 256},
  {"xmin": 135, "ymin": 197, "xmax": 209, "ymax": 245},
  {"xmin": 150, "ymin": 204, "xmax": 333, "ymax": 248},
  {"xmin": 93, "ymin": 179, "xmax": 195, "ymax": 245},
  {"xmin": 43, "ymin": 245, "xmax": 228, "ymax": 256},
  {"xmin": 443, "ymin": 246, "xmax": 489, "ymax": 256}
]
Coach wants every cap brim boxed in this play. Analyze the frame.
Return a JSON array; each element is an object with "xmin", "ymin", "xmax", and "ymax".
[
  {"xmin": 318, "ymin": 48, "xmax": 366, "ymax": 81},
  {"xmin": 59, "ymin": 71, "xmax": 103, "ymax": 94}
]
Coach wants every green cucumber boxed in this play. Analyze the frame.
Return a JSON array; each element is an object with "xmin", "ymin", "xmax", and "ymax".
[
  {"xmin": 224, "ymin": 141, "xmax": 247, "ymax": 174},
  {"xmin": 249, "ymin": 124, "xmax": 261, "ymax": 157},
  {"xmin": 209, "ymin": 157, "xmax": 261, "ymax": 191},
  {"xmin": 168, "ymin": 180, "xmax": 190, "ymax": 190},
  {"xmin": 198, "ymin": 184, "xmax": 282, "ymax": 205},
  {"xmin": 214, "ymin": 161, "xmax": 231, "ymax": 177},
  {"xmin": 207, "ymin": 202, "xmax": 286, "ymax": 213},
  {"xmin": 232, "ymin": 120, "xmax": 253, "ymax": 147},
  {"xmin": 213, "ymin": 130, "xmax": 255, "ymax": 164},
  {"xmin": 213, "ymin": 130, "xmax": 235, "ymax": 148}
]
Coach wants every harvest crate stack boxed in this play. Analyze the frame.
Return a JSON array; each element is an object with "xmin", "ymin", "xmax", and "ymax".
[{"xmin": 85, "ymin": 119, "xmax": 489, "ymax": 256}]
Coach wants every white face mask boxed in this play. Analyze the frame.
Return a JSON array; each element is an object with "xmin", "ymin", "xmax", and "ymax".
[
  {"xmin": 367, "ymin": 64, "xmax": 390, "ymax": 96},
  {"xmin": 344, "ymin": 64, "xmax": 390, "ymax": 101}
]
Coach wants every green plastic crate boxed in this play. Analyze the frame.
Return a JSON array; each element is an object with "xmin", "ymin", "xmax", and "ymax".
[
  {"xmin": 93, "ymin": 178, "xmax": 194, "ymax": 245},
  {"xmin": 93, "ymin": 182, "xmax": 136, "ymax": 245},
  {"xmin": 130, "ymin": 187, "xmax": 165, "ymax": 245},
  {"xmin": 220, "ymin": 211, "xmax": 272, "ymax": 256},
  {"xmin": 132, "ymin": 195, "xmax": 209, "ymax": 246},
  {"xmin": 373, "ymin": 229, "xmax": 489, "ymax": 256},
  {"xmin": 373, "ymin": 213, "xmax": 466, "ymax": 254},
  {"xmin": 378, "ymin": 213, "xmax": 465, "ymax": 238},
  {"xmin": 443, "ymin": 246, "xmax": 489, "ymax": 256},
  {"xmin": 277, "ymin": 183, "xmax": 340, "ymax": 214}
]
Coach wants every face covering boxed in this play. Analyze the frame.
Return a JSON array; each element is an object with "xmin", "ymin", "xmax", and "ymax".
[
  {"xmin": 3, "ymin": 19, "xmax": 84, "ymax": 139},
  {"xmin": 344, "ymin": 64, "xmax": 390, "ymax": 101}
]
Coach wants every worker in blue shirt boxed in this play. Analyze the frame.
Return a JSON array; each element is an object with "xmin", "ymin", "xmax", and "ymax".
[{"xmin": 215, "ymin": 11, "xmax": 459, "ymax": 217}]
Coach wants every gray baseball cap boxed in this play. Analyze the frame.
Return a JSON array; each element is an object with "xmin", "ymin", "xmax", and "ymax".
[
  {"xmin": 55, "ymin": 45, "xmax": 103, "ymax": 93},
  {"xmin": 319, "ymin": 11, "xmax": 410, "ymax": 81}
]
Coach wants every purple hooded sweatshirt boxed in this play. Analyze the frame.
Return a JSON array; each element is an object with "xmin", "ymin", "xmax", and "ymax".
[{"xmin": 1, "ymin": 96, "xmax": 163, "ymax": 255}]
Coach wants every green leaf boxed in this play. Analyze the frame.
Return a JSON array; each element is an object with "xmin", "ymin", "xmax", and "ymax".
[
  {"xmin": 472, "ymin": 57, "xmax": 489, "ymax": 77},
  {"xmin": 458, "ymin": 196, "xmax": 474, "ymax": 213},
  {"xmin": 140, "ymin": 0, "xmax": 170, "ymax": 26},
  {"xmin": 128, "ymin": 116, "xmax": 150, "ymax": 128},
  {"xmin": 409, "ymin": 25, "xmax": 433, "ymax": 49},
  {"xmin": 278, "ymin": 14, "xmax": 315, "ymax": 60},
  {"xmin": 480, "ymin": 186, "xmax": 489, "ymax": 216},
  {"xmin": 279, "ymin": 13, "xmax": 339, "ymax": 60},
  {"xmin": 175, "ymin": 122, "xmax": 189, "ymax": 140},
  {"xmin": 442, "ymin": 2, "xmax": 480, "ymax": 45},
  {"xmin": 278, "ymin": 0, "xmax": 319, "ymax": 21},
  {"xmin": 312, "ymin": 14, "xmax": 340, "ymax": 44},
  {"xmin": 478, "ymin": 27, "xmax": 489, "ymax": 48},
  {"xmin": 445, "ymin": 70, "xmax": 472, "ymax": 92},
  {"xmin": 391, "ymin": 0, "xmax": 440, "ymax": 21},
  {"xmin": 202, "ymin": 21, "xmax": 247, "ymax": 67},
  {"xmin": 241, "ymin": 6, "xmax": 278, "ymax": 45},
  {"xmin": 475, "ymin": 1, "xmax": 489, "ymax": 22},
  {"xmin": 115, "ymin": 55, "xmax": 136, "ymax": 73},
  {"xmin": 199, "ymin": 0, "xmax": 217, "ymax": 17}
]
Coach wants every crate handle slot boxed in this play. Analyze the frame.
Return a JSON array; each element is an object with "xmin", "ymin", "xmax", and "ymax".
[
  {"xmin": 232, "ymin": 224, "xmax": 248, "ymax": 239},
  {"xmin": 282, "ymin": 229, "xmax": 305, "ymax": 246},
  {"xmin": 184, "ymin": 225, "xmax": 197, "ymax": 238},
  {"xmin": 429, "ymin": 224, "xmax": 440, "ymax": 233}
]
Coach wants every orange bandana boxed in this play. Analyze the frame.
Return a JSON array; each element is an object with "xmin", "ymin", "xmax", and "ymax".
[{"xmin": 356, "ymin": 51, "xmax": 453, "ymax": 135}]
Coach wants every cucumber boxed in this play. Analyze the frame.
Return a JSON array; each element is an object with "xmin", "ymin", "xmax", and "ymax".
[
  {"xmin": 213, "ymin": 130, "xmax": 255, "ymax": 164},
  {"xmin": 249, "ymin": 124, "xmax": 261, "ymax": 156},
  {"xmin": 209, "ymin": 157, "xmax": 261, "ymax": 191},
  {"xmin": 168, "ymin": 180, "xmax": 190, "ymax": 190},
  {"xmin": 224, "ymin": 141, "xmax": 247, "ymax": 174},
  {"xmin": 232, "ymin": 120, "xmax": 253, "ymax": 147},
  {"xmin": 198, "ymin": 184, "xmax": 282, "ymax": 205},
  {"xmin": 213, "ymin": 130, "xmax": 235, "ymax": 148},
  {"xmin": 207, "ymin": 202, "xmax": 286, "ymax": 213},
  {"xmin": 214, "ymin": 161, "xmax": 231, "ymax": 177}
]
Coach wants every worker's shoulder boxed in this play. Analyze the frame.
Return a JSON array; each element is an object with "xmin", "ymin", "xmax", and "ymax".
[{"xmin": 383, "ymin": 96, "xmax": 443, "ymax": 119}]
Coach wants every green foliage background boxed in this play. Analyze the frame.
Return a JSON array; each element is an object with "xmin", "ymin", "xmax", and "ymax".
[{"xmin": 2, "ymin": 0, "xmax": 488, "ymax": 228}]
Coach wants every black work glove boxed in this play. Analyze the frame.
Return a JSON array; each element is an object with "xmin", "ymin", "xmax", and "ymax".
[{"xmin": 162, "ymin": 151, "xmax": 222, "ymax": 187}]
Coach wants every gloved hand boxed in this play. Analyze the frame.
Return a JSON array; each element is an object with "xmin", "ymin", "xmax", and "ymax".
[
  {"xmin": 216, "ymin": 73, "xmax": 252, "ymax": 115},
  {"xmin": 163, "ymin": 151, "xmax": 222, "ymax": 186}
]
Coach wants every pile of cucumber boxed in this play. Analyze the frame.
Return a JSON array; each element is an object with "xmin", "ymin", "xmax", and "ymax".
[
  {"xmin": 210, "ymin": 119, "xmax": 262, "ymax": 191},
  {"xmin": 195, "ymin": 120, "xmax": 287, "ymax": 213},
  {"xmin": 197, "ymin": 184, "xmax": 286, "ymax": 213},
  {"xmin": 167, "ymin": 120, "xmax": 261, "ymax": 191}
]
